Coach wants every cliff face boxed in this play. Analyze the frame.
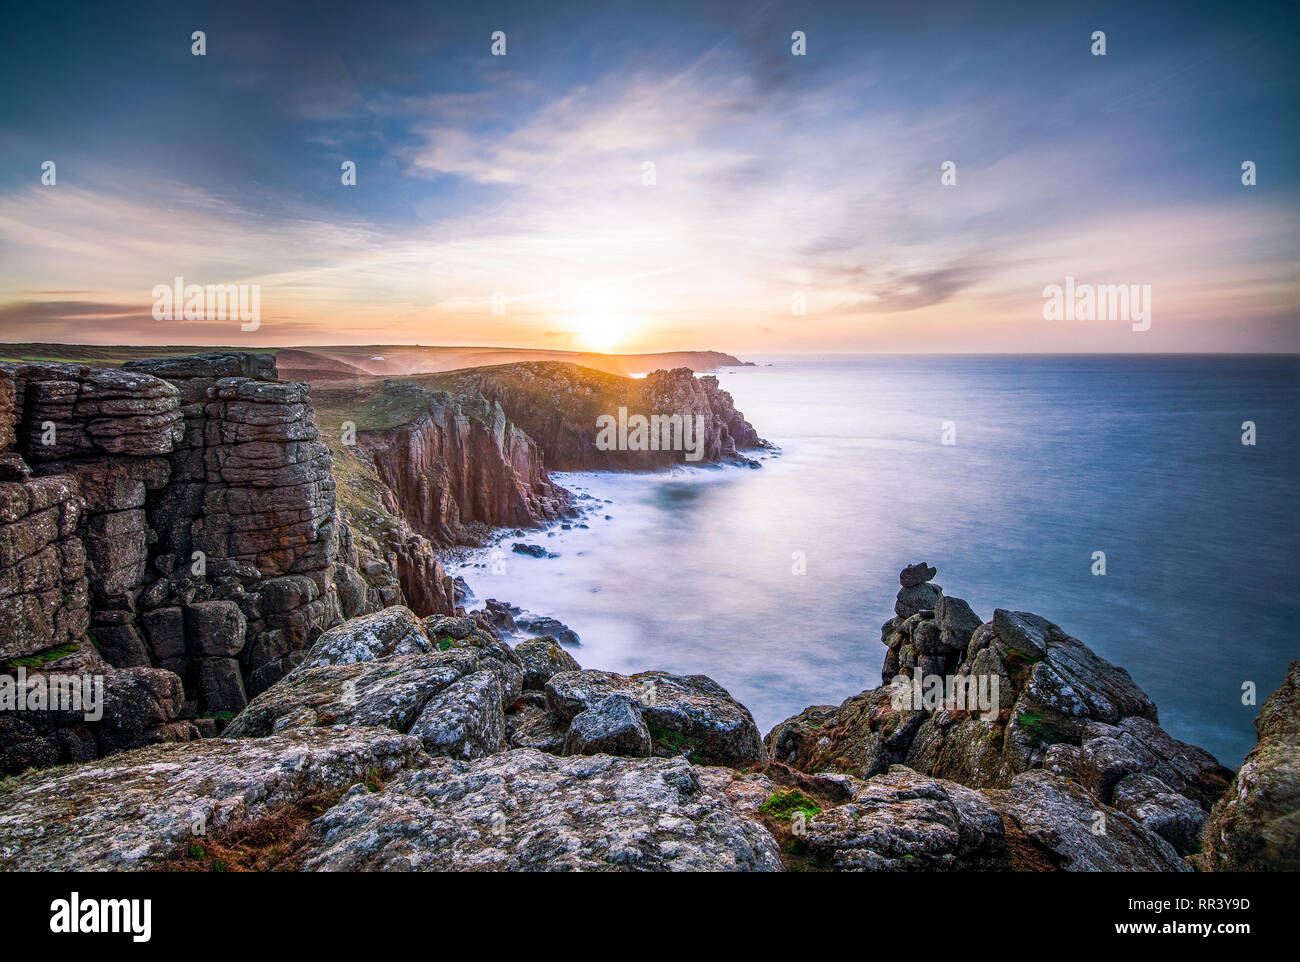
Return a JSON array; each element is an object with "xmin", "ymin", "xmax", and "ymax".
[
  {"xmin": 421, "ymin": 362, "xmax": 768, "ymax": 471},
  {"xmin": 1, "ymin": 362, "xmax": 197, "ymax": 772},
  {"xmin": 0, "ymin": 352, "xmax": 762, "ymax": 777},
  {"xmin": 0, "ymin": 353, "xmax": 443, "ymax": 774},
  {"xmin": 355, "ymin": 392, "xmax": 571, "ymax": 547}
]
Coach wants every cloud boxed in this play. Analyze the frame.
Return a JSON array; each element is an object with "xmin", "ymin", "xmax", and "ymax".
[
  {"xmin": 833, "ymin": 266, "xmax": 980, "ymax": 314},
  {"xmin": 0, "ymin": 10, "xmax": 1295, "ymax": 354}
]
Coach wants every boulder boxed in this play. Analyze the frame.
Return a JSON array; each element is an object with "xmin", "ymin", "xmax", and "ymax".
[
  {"xmin": 934, "ymin": 595, "xmax": 982, "ymax": 651},
  {"xmin": 1078, "ymin": 736, "xmax": 1144, "ymax": 803},
  {"xmin": 514, "ymin": 635, "xmax": 581, "ymax": 690},
  {"xmin": 505, "ymin": 691, "xmax": 569, "ymax": 753},
  {"xmin": 765, "ymin": 686, "xmax": 924, "ymax": 780},
  {"xmin": 423, "ymin": 615, "xmax": 476, "ymax": 641},
  {"xmin": 895, "ymin": 582, "xmax": 942, "ymax": 619},
  {"xmin": 757, "ymin": 766, "xmax": 1008, "ymax": 871},
  {"xmin": 514, "ymin": 613, "xmax": 580, "ymax": 646},
  {"xmin": 1111, "ymin": 773, "xmax": 1207, "ymax": 855},
  {"xmin": 899, "ymin": 562, "xmax": 936, "ymax": 588},
  {"xmin": 985, "ymin": 769, "xmax": 1188, "ymax": 872},
  {"xmin": 546, "ymin": 669, "xmax": 765, "ymax": 767},
  {"xmin": 223, "ymin": 650, "xmax": 480, "ymax": 737},
  {"xmin": 1085, "ymin": 717, "xmax": 1232, "ymax": 811},
  {"xmin": 299, "ymin": 606, "xmax": 430, "ymax": 668},
  {"xmin": 407, "ymin": 670, "xmax": 506, "ymax": 759},
  {"xmin": 991, "ymin": 609, "xmax": 1052, "ymax": 660},
  {"xmin": 563, "ymin": 694, "xmax": 652, "ymax": 757}
]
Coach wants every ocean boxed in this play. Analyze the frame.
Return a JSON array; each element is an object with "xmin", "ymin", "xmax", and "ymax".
[{"xmin": 450, "ymin": 355, "xmax": 1300, "ymax": 767}]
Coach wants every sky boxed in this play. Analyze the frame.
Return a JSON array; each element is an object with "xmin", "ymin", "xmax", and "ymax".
[{"xmin": 0, "ymin": 0, "xmax": 1296, "ymax": 354}]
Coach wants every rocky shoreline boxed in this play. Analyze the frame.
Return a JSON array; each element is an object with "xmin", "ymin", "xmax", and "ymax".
[
  {"xmin": 0, "ymin": 351, "xmax": 763, "ymax": 775},
  {"xmin": 0, "ymin": 563, "xmax": 1293, "ymax": 871},
  {"xmin": 0, "ymin": 352, "xmax": 1294, "ymax": 871}
]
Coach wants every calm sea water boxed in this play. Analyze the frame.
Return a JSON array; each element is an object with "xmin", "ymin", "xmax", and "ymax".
[{"xmin": 452, "ymin": 355, "xmax": 1300, "ymax": 767}]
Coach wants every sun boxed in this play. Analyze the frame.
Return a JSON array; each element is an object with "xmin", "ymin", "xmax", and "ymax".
[
  {"xmin": 567, "ymin": 289, "xmax": 634, "ymax": 352},
  {"xmin": 572, "ymin": 312, "xmax": 624, "ymax": 352}
]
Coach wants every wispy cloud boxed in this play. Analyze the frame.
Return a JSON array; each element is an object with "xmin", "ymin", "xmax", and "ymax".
[{"xmin": 0, "ymin": 0, "xmax": 1294, "ymax": 351}]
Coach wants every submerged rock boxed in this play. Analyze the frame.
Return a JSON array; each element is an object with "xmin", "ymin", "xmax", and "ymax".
[{"xmin": 514, "ymin": 613, "xmax": 580, "ymax": 647}]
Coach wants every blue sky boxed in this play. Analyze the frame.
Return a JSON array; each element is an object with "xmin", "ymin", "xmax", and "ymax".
[{"xmin": 0, "ymin": 0, "xmax": 1295, "ymax": 351}]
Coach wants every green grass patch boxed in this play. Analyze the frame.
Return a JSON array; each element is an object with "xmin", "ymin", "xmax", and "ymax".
[
  {"xmin": 1, "ymin": 642, "xmax": 81, "ymax": 670},
  {"xmin": 759, "ymin": 789, "xmax": 823, "ymax": 822},
  {"xmin": 1015, "ymin": 710, "xmax": 1066, "ymax": 746}
]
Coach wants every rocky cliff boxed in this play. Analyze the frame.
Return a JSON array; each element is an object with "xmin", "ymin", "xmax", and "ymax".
[
  {"xmin": 1, "ymin": 351, "xmax": 1289, "ymax": 871},
  {"xmin": 2, "ymin": 564, "xmax": 1291, "ymax": 872},
  {"xmin": 416, "ymin": 362, "xmax": 768, "ymax": 470},
  {"xmin": 350, "ymin": 388, "xmax": 572, "ymax": 546},
  {"xmin": 0, "ymin": 353, "xmax": 445, "ymax": 774},
  {"xmin": 0, "ymin": 352, "xmax": 769, "ymax": 776}
]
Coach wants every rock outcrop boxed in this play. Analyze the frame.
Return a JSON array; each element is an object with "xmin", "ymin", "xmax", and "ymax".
[
  {"xmin": 767, "ymin": 564, "xmax": 1236, "ymax": 865},
  {"xmin": 1191, "ymin": 660, "xmax": 1300, "ymax": 871},
  {"xmin": 222, "ymin": 606, "xmax": 518, "ymax": 760},
  {"xmin": 426, "ymin": 362, "xmax": 768, "ymax": 470},
  {"xmin": 545, "ymin": 669, "xmax": 767, "ymax": 768},
  {"xmin": 0, "ymin": 353, "xmax": 441, "ymax": 773},
  {"xmin": 0, "ymin": 727, "xmax": 422, "ymax": 870},
  {"xmin": 0, "ymin": 363, "xmax": 199, "ymax": 772},
  {"xmin": 302, "ymin": 750, "xmax": 783, "ymax": 872},
  {"xmin": 307, "ymin": 376, "xmax": 572, "ymax": 557}
]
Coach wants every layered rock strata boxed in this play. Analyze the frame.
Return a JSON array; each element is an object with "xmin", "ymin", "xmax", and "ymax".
[{"xmin": 0, "ymin": 353, "xmax": 434, "ymax": 773}]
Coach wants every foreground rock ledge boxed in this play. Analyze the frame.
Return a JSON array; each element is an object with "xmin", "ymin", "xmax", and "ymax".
[
  {"xmin": 0, "ymin": 728, "xmax": 422, "ymax": 871},
  {"xmin": 304, "ymin": 749, "xmax": 783, "ymax": 871}
]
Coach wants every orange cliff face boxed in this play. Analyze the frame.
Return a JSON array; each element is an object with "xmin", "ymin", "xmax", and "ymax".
[{"xmin": 355, "ymin": 396, "xmax": 573, "ymax": 547}]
